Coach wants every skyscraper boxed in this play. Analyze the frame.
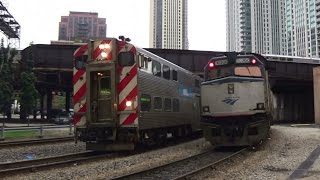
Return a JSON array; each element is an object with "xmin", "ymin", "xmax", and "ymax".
[
  {"xmin": 226, "ymin": 0, "xmax": 252, "ymax": 52},
  {"xmin": 227, "ymin": 0, "xmax": 287, "ymax": 55},
  {"xmin": 58, "ymin": 11, "xmax": 107, "ymax": 42},
  {"xmin": 149, "ymin": 0, "xmax": 188, "ymax": 49},
  {"xmin": 286, "ymin": 0, "xmax": 318, "ymax": 57},
  {"xmin": 251, "ymin": 0, "xmax": 286, "ymax": 55}
]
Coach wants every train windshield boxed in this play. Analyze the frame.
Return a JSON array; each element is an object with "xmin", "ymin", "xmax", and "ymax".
[{"xmin": 206, "ymin": 65, "xmax": 262, "ymax": 80}]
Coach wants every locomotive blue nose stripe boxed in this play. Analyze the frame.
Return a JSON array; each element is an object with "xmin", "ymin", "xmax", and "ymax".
[{"xmin": 201, "ymin": 76, "xmax": 264, "ymax": 85}]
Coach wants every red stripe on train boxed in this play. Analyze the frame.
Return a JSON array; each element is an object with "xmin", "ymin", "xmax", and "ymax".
[
  {"xmin": 117, "ymin": 65, "xmax": 137, "ymax": 94},
  {"xmin": 73, "ymin": 84, "xmax": 86, "ymax": 104},
  {"xmin": 117, "ymin": 41, "xmax": 126, "ymax": 51},
  {"xmin": 74, "ymin": 44, "xmax": 88, "ymax": 58},
  {"xmin": 122, "ymin": 113, "xmax": 137, "ymax": 125},
  {"xmin": 73, "ymin": 69, "xmax": 85, "ymax": 85},
  {"xmin": 93, "ymin": 40, "xmax": 111, "ymax": 60},
  {"xmin": 74, "ymin": 104, "xmax": 87, "ymax": 125},
  {"xmin": 118, "ymin": 86, "xmax": 138, "ymax": 111}
]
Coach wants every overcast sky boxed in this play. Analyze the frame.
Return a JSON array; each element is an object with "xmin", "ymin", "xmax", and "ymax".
[{"xmin": 4, "ymin": 0, "xmax": 226, "ymax": 51}]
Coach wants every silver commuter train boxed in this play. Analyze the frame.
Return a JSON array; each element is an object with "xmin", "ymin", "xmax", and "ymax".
[
  {"xmin": 200, "ymin": 53, "xmax": 272, "ymax": 147},
  {"xmin": 73, "ymin": 38, "xmax": 201, "ymax": 151}
]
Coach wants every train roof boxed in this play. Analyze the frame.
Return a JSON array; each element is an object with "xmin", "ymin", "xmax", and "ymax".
[
  {"xmin": 136, "ymin": 47, "xmax": 200, "ymax": 78},
  {"xmin": 211, "ymin": 52, "xmax": 320, "ymax": 65}
]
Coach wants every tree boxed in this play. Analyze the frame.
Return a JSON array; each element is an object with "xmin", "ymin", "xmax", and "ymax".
[
  {"xmin": 20, "ymin": 72, "xmax": 38, "ymax": 118},
  {"xmin": 0, "ymin": 64, "xmax": 13, "ymax": 117},
  {"xmin": 0, "ymin": 41, "xmax": 14, "ymax": 118},
  {"xmin": 19, "ymin": 48, "xmax": 38, "ymax": 121}
]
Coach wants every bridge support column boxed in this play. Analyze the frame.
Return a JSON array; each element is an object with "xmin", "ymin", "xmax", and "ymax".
[
  {"xmin": 313, "ymin": 67, "xmax": 320, "ymax": 125},
  {"xmin": 46, "ymin": 90, "xmax": 53, "ymax": 120},
  {"xmin": 65, "ymin": 91, "xmax": 70, "ymax": 112},
  {"xmin": 40, "ymin": 92, "xmax": 45, "ymax": 119}
]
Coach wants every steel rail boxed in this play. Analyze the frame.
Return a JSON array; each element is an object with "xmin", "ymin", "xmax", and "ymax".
[
  {"xmin": 0, "ymin": 136, "xmax": 74, "ymax": 148},
  {"xmin": 0, "ymin": 151, "xmax": 110, "ymax": 177},
  {"xmin": 111, "ymin": 147, "xmax": 246, "ymax": 180},
  {"xmin": 173, "ymin": 147, "xmax": 247, "ymax": 180}
]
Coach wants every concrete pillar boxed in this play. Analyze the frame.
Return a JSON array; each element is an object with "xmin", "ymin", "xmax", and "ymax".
[
  {"xmin": 40, "ymin": 93, "xmax": 44, "ymax": 119},
  {"xmin": 313, "ymin": 67, "xmax": 320, "ymax": 124},
  {"xmin": 65, "ymin": 91, "xmax": 70, "ymax": 112},
  {"xmin": 46, "ymin": 90, "xmax": 53, "ymax": 120}
]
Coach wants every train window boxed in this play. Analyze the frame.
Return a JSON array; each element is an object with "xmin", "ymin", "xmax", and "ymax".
[
  {"xmin": 144, "ymin": 57, "xmax": 149, "ymax": 69},
  {"xmin": 138, "ymin": 55, "xmax": 149, "ymax": 70},
  {"xmin": 235, "ymin": 66, "xmax": 262, "ymax": 77},
  {"xmin": 154, "ymin": 97, "xmax": 162, "ymax": 110},
  {"xmin": 164, "ymin": 98, "xmax": 172, "ymax": 112},
  {"xmin": 173, "ymin": 98, "xmax": 179, "ymax": 112},
  {"xmin": 152, "ymin": 61, "xmax": 161, "ymax": 77},
  {"xmin": 208, "ymin": 69, "xmax": 218, "ymax": 79},
  {"xmin": 220, "ymin": 68, "xmax": 232, "ymax": 77},
  {"xmin": 119, "ymin": 52, "xmax": 134, "ymax": 66},
  {"xmin": 138, "ymin": 55, "xmax": 143, "ymax": 68},
  {"xmin": 99, "ymin": 76, "xmax": 111, "ymax": 97},
  {"xmin": 140, "ymin": 94, "xmax": 151, "ymax": 112},
  {"xmin": 195, "ymin": 79, "xmax": 200, "ymax": 88},
  {"xmin": 172, "ymin": 70, "xmax": 178, "ymax": 81},
  {"xmin": 207, "ymin": 67, "xmax": 233, "ymax": 80},
  {"xmin": 163, "ymin": 65, "xmax": 171, "ymax": 80},
  {"xmin": 74, "ymin": 55, "xmax": 88, "ymax": 70}
]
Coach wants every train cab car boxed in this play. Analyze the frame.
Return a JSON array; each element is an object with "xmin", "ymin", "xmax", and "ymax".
[{"xmin": 73, "ymin": 37, "xmax": 201, "ymax": 151}]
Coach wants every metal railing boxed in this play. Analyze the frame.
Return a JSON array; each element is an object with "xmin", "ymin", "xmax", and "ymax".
[{"xmin": 0, "ymin": 124, "xmax": 74, "ymax": 140}]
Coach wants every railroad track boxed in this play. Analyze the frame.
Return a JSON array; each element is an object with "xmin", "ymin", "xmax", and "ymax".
[
  {"xmin": 112, "ymin": 147, "xmax": 247, "ymax": 180},
  {"xmin": 0, "ymin": 136, "xmax": 74, "ymax": 148},
  {"xmin": 0, "ymin": 151, "xmax": 111, "ymax": 177}
]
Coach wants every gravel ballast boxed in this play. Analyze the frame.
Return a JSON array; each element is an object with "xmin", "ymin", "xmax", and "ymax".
[
  {"xmin": 2, "ymin": 125, "xmax": 320, "ymax": 179},
  {"xmin": 195, "ymin": 125, "xmax": 320, "ymax": 180}
]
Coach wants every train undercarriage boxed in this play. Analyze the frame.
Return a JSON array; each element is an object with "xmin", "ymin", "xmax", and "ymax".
[
  {"xmin": 76, "ymin": 124, "xmax": 194, "ymax": 151},
  {"xmin": 201, "ymin": 114, "xmax": 270, "ymax": 147}
]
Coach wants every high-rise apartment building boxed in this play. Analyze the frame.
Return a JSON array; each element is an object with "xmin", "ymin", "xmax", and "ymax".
[
  {"xmin": 149, "ymin": 0, "xmax": 188, "ymax": 49},
  {"xmin": 227, "ymin": 0, "xmax": 320, "ymax": 57},
  {"xmin": 251, "ymin": 0, "xmax": 286, "ymax": 55},
  {"xmin": 286, "ymin": 0, "xmax": 318, "ymax": 57},
  {"xmin": 58, "ymin": 11, "xmax": 106, "ymax": 42},
  {"xmin": 227, "ymin": 0, "xmax": 287, "ymax": 55},
  {"xmin": 226, "ymin": 0, "xmax": 252, "ymax": 52},
  {"xmin": 317, "ymin": 0, "xmax": 320, "ymax": 57}
]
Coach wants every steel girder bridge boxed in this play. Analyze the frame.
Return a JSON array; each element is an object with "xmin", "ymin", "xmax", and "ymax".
[{"xmin": 0, "ymin": 1, "xmax": 20, "ymax": 47}]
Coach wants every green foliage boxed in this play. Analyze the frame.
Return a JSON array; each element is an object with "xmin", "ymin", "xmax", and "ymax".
[
  {"xmin": 4, "ymin": 130, "xmax": 37, "ymax": 139},
  {"xmin": 20, "ymin": 72, "xmax": 38, "ymax": 116},
  {"xmin": 52, "ymin": 95, "xmax": 66, "ymax": 109},
  {"xmin": 0, "ymin": 41, "xmax": 14, "ymax": 115},
  {"xmin": 19, "ymin": 49, "xmax": 39, "ymax": 117}
]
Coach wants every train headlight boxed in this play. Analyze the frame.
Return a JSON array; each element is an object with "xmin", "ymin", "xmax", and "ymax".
[
  {"xmin": 126, "ymin": 101, "xmax": 132, "ymax": 107},
  {"xmin": 203, "ymin": 106, "xmax": 210, "ymax": 112},
  {"xmin": 101, "ymin": 52, "xmax": 108, "ymax": 58},
  {"xmin": 99, "ymin": 43, "xmax": 110, "ymax": 50},
  {"xmin": 256, "ymin": 103, "xmax": 265, "ymax": 110},
  {"xmin": 208, "ymin": 62, "xmax": 215, "ymax": 69}
]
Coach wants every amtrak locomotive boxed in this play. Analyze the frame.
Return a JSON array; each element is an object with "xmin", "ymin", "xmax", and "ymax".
[{"xmin": 200, "ymin": 53, "xmax": 272, "ymax": 147}]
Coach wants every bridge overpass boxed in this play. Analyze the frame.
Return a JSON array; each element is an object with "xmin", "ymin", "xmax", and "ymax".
[{"xmin": 21, "ymin": 44, "xmax": 320, "ymax": 123}]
